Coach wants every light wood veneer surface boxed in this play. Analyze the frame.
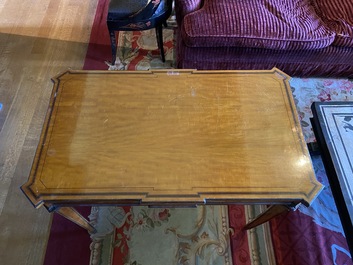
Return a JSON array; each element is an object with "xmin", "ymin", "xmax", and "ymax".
[{"xmin": 22, "ymin": 69, "xmax": 322, "ymax": 207}]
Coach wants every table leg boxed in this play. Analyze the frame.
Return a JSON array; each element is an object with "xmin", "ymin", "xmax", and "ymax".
[
  {"xmin": 55, "ymin": 207, "xmax": 96, "ymax": 233},
  {"xmin": 243, "ymin": 205, "xmax": 289, "ymax": 230}
]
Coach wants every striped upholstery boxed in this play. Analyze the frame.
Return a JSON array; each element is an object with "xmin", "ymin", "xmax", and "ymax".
[
  {"xmin": 312, "ymin": 0, "xmax": 353, "ymax": 47},
  {"xmin": 181, "ymin": 0, "xmax": 335, "ymax": 50},
  {"xmin": 176, "ymin": 31, "xmax": 353, "ymax": 77},
  {"xmin": 174, "ymin": 0, "xmax": 203, "ymax": 26}
]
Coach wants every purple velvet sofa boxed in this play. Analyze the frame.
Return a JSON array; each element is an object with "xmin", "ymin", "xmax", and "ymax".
[{"xmin": 175, "ymin": 0, "xmax": 353, "ymax": 77}]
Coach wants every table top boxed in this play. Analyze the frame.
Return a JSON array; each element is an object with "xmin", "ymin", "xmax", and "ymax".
[
  {"xmin": 311, "ymin": 102, "xmax": 353, "ymax": 225},
  {"xmin": 21, "ymin": 68, "xmax": 322, "ymax": 208}
]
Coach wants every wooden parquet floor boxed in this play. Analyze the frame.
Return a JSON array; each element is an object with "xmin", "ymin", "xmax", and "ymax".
[{"xmin": 0, "ymin": 0, "xmax": 98, "ymax": 263}]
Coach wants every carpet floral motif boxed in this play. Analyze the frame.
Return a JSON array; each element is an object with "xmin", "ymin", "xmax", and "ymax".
[
  {"xmin": 291, "ymin": 77, "xmax": 353, "ymax": 143},
  {"xmin": 89, "ymin": 206, "xmax": 234, "ymax": 265},
  {"xmin": 106, "ymin": 28, "xmax": 175, "ymax": 71}
]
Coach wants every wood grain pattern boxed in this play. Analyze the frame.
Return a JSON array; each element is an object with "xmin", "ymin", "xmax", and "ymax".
[
  {"xmin": 0, "ymin": 0, "xmax": 97, "ymax": 264},
  {"xmin": 21, "ymin": 69, "xmax": 323, "ymax": 209}
]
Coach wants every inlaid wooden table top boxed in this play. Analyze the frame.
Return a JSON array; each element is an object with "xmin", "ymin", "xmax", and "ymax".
[{"xmin": 21, "ymin": 68, "xmax": 322, "ymax": 209}]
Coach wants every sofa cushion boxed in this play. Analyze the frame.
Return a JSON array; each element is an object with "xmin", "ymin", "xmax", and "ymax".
[
  {"xmin": 312, "ymin": 0, "xmax": 353, "ymax": 47},
  {"xmin": 181, "ymin": 0, "xmax": 335, "ymax": 50}
]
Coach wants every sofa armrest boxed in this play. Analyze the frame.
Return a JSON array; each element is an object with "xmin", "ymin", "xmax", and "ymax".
[{"xmin": 175, "ymin": 0, "xmax": 203, "ymax": 26}]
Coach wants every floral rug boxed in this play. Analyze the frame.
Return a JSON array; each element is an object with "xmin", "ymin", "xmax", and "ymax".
[
  {"xmin": 106, "ymin": 28, "xmax": 175, "ymax": 71},
  {"xmin": 89, "ymin": 204, "xmax": 276, "ymax": 265},
  {"xmin": 291, "ymin": 77, "xmax": 353, "ymax": 143},
  {"xmin": 89, "ymin": 206, "xmax": 233, "ymax": 265}
]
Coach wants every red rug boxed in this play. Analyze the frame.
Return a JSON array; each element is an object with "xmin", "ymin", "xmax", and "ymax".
[
  {"xmin": 44, "ymin": 0, "xmax": 353, "ymax": 264},
  {"xmin": 44, "ymin": 207, "xmax": 91, "ymax": 265},
  {"xmin": 82, "ymin": 0, "xmax": 110, "ymax": 70},
  {"xmin": 271, "ymin": 211, "xmax": 351, "ymax": 265}
]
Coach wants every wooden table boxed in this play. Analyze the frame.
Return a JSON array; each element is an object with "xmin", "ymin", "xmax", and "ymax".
[
  {"xmin": 21, "ymin": 68, "xmax": 322, "ymax": 232},
  {"xmin": 311, "ymin": 102, "xmax": 353, "ymax": 256}
]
